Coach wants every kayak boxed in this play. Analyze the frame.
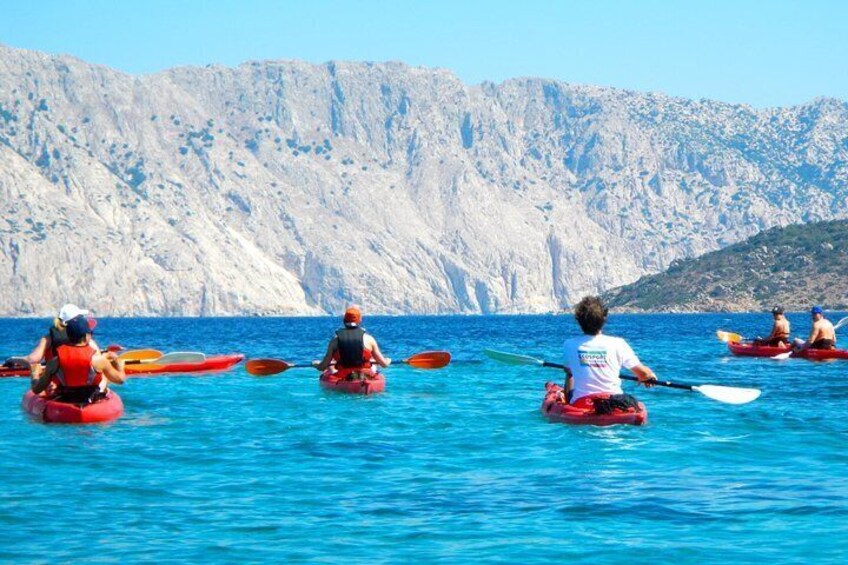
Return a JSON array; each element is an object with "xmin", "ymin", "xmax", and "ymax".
[
  {"xmin": 22, "ymin": 390, "xmax": 124, "ymax": 424},
  {"xmin": 727, "ymin": 342, "xmax": 848, "ymax": 360},
  {"xmin": 541, "ymin": 382, "xmax": 647, "ymax": 426},
  {"xmin": 125, "ymin": 353, "xmax": 244, "ymax": 376},
  {"xmin": 1, "ymin": 366, "xmax": 30, "ymax": 378},
  {"xmin": 1, "ymin": 354, "xmax": 246, "ymax": 379},
  {"xmin": 319, "ymin": 367, "xmax": 386, "ymax": 395}
]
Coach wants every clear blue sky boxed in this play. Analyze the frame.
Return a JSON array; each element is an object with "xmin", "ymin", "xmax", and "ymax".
[{"xmin": 1, "ymin": 0, "xmax": 845, "ymax": 107}]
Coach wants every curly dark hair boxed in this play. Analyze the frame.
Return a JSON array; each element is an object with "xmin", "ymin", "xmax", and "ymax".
[{"xmin": 573, "ymin": 296, "xmax": 608, "ymax": 335}]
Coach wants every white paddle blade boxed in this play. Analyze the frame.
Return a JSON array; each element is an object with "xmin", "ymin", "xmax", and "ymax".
[
  {"xmin": 693, "ymin": 385, "xmax": 761, "ymax": 404},
  {"xmin": 771, "ymin": 351, "xmax": 793, "ymax": 360},
  {"xmin": 833, "ymin": 316, "xmax": 848, "ymax": 333},
  {"xmin": 483, "ymin": 349, "xmax": 544, "ymax": 367},
  {"xmin": 147, "ymin": 352, "xmax": 206, "ymax": 364}
]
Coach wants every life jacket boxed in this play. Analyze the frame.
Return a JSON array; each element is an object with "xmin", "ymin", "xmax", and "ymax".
[
  {"xmin": 44, "ymin": 325, "xmax": 70, "ymax": 362},
  {"xmin": 334, "ymin": 327, "xmax": 373, "ymax": 369},
  {"xmin": 54, "ymin": 344, "xmax": 102, "ymax": 389},
  {"xmin": 774, "ymin": 328, "xmax": 790, "ymax": 341}
]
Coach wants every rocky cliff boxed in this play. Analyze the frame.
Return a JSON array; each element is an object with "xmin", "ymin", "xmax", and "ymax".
[
  {"xmin": 604, "ymin": 219, "xmax": 848, "ymax": 312},
  {"xmin": 1, "ymin": 44, "xmax": 847, "ymax": 315}
]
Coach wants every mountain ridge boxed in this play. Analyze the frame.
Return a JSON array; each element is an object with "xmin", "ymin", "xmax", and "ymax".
[
  {"xmin": 1, "ymin": 44, "xmax": 847, "ymax": 316},
  {"xmin": 604, "ymin": 219, "xmax": 848, "ymax": 312}
]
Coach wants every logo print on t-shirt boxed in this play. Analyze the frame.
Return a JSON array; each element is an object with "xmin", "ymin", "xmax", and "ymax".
[{"xmin": 578, "ymin": 348, "xmax": 607, "ymax": 368}]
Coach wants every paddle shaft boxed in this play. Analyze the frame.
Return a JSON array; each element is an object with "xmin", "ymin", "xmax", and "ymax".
[{"xmin": 540, "ymin": 360, "xmax": 693, "ymax": 391}]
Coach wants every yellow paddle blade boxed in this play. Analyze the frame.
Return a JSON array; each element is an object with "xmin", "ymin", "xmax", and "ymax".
[
  {"xmin": 404, "ymin": 351, "xmax": 451, "ymax": 369},
  {"xmin": 246, "ymin": 358, "xmax": 292, "ymax": 376},
  {"xmin": 716, "ymin": 331, "xmax": 743, "ymax": 344},
  {"xmin": 118, "ymin": 349, "xmax": 163, "ymax": 362}
]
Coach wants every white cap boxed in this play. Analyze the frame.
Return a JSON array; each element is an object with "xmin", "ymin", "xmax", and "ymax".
[{"xmin": 58, "ymin": 304, "xmax": 90, "ymax": 323}]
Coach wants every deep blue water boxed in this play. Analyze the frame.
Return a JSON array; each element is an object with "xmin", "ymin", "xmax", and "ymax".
[{"xmin": 1, "ymin": 313, "xmax": 847, "ymax": 563}]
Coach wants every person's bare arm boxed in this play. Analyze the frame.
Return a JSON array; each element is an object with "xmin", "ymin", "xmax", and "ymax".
[
  {"xmin": 369, "ymin": 337, "xmax": 391, "ymax": 368},
  {"xmin": 631, "ymin": 364, "xmax": 657, "ymax": 387},
  {"xmin": 94, "ymin": 354, "xmax": 126, "ymax": 384},
  {"xmin": 562, "ymin": 365, "xmax": 573, "ymax": 400},
  {"xmin": 807, "ymin": 321, "xmax": 822, "ymax": 344},
  {"xmin": 26, "ymin": 337, "xmax": 49, "ymax": 365},
  {"xmin": 31, "ymin": 358, "xmax": 58, "ymax": 394},
  {"xmin": 315, "ymin": 337, "xmax": 338, "ymax": 371}
]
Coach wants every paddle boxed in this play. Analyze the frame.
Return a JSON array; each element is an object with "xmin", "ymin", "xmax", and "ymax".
[
  {"xmin": 246, "ymin": 350, "xmax": 451, "ymax": 377},
  {"xmin": 716, "ymin": 330, "xmax": 744, "ymax": 344},
  {"xmin": 483, "ymin": 349, "xmax": 761, "ymax": 405},
  {"xmin": 773, "ymin": 315, "xmax": 848, "ymax": 360},
  {"xmin": 245, "ymin": 359, "xmax": 310, "ymax": 376}
]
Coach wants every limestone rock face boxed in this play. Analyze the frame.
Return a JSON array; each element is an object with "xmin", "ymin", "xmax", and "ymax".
[{"xmin": 0, "ymin": 45, "xmax": 846, "ymax": 315}]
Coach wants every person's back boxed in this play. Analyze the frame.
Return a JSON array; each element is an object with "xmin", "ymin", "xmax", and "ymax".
[
  {"xmin": 756, "ymin": 306, "xmax": 790, "ymax": 347},
  {"xmin": 315, "ymin": 306, "xmax": 390, "ymax": 373},
  {"xmin": 335, "ymin": 325, "xmax": 371, "ymax": 369},
  {"xmin": 31, "ymin": 316, "xmax": 125, "ymax": 401},
  {"xmin": 53, "ymin": 341, "xmax": 103, "ymax": 401},
  {"xmin": 563, "ymin": 333, "xmax": 641, "ymax": 401},
  {"xmin": 806, "ymin": 306, "xmax": 836, "ymax": 350},
  {"xmin": 27, "ymin": 304, "xmax": 99, "ymax": 364},
  {"xmin": 562, "ymin": 296, "xmax": 655, "ymax": 403}
]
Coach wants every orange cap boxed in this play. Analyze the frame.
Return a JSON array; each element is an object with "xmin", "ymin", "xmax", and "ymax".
[{"xmin": 343, "ymin": 306, "xmax": 362, "ymax": 326}]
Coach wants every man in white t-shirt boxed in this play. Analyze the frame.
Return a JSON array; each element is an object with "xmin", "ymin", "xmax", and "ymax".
[{"xmin": 562, "ymin": 296, "xmax": 656, "ymax": 403}]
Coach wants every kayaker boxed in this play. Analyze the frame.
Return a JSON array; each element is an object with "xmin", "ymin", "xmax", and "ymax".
[
  {"xmin": 795, "ymin": 306, "xmax": 836, "ymax": 351},
  {"xmin": 26, "ymin": 303, "xmax": 100, "ymax": 364},
  {"xmin": 753, "ymin": 306, "xmax": 791, "ymax": 347},
  {"xmin": 314, "ymin": 306, "xmax": 391, "ymax": 376},
  {"xmin": 30, "ymin": 315, "xmax": 125, "ymax": 402},
  {"xmin": 560, "ymin": 296, "xmax": 656, "ymax": 404}
]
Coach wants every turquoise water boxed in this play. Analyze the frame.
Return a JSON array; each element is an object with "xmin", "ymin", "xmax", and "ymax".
[{"xmin": 1, "ymin": 313, "xmax": 847, "ymax": 563}]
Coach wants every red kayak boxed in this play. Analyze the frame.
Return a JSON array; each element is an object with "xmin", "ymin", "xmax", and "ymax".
[
  {"xmin": 541, "ymin": 382, "xmax": 647, "ymax": 426},
  {"xmin": 2, "ymin": 354, "xmax": 244, "ymax": 378},
  {"xmin": 125, "ymin": 353, "xmax": 244, "ymax": 376},
  {"xmin": 22, "ymin": 390, "xmax": 124, "ymax": 424},
  {"xmin": 1, "ymin": 366, "xmax": 30, "ymax": 378},
  {"xmin": 319, "ymin": 367, "xmax": 386, "ymax": 395},
  {"xmin": 727, "ymin": 342, "xmax": 848, "ymax": 360}
]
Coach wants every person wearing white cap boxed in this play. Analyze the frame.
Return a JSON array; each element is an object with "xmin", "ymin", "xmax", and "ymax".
[{"xmin": 26, "ymin": 304, "xmax": 101, "ymax": 365}]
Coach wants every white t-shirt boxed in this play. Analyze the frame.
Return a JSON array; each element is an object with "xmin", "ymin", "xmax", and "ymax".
[{"xmin": 562, "ymin": 333, "xmax": 641, "ymax": 401}]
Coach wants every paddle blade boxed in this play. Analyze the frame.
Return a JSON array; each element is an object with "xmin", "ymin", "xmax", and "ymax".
[
  {"xmin": 245, "ymin": 358, "xmax": 292, "ymax": 376},
  {"xmin": 404, "ymin": 351, "xmax": 451, "ymax": 369},
  {"xmin": 483, "ymin": 349, "xmax": 544, "ymax": 366},
  {"xmin": 693, "ymin": 385, "xmax": 761, "ymax": 405},
  {"xmin": 772, "ymin": 351, "xmax": 793, "ymax": 360},
  {"xmin": 118, "ymin": 349, "xmax": 163, "ymax": 362},
  {"xmin": 833, "ymin": 316, "xmax": 848, "ymax": 333},
  {"xmin": 152, "ymin": 352, "xmax": 206, "ymax": 364},
  {"xmin": 716, "ymin": 331, "xmax": 743, "ymax": 344}
]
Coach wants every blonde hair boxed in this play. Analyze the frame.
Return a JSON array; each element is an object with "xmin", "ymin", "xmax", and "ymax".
[{"xmin": 53, "ymin": 317, "xmax": 64, "ymax": 330}]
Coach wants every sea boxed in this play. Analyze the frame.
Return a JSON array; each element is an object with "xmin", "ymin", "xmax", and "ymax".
[{"xmin": 1, "ymin": 313, "xmax": 846, "ymax": 563}]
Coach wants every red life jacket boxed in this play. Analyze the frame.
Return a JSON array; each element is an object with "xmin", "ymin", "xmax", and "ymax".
[{"xmin": 54, "ymin": 344, "xmax": 102, "ymax": 389}]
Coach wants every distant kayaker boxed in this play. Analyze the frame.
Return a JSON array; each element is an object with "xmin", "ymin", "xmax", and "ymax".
[
  {"xmin": 26, "ymin": 303, "xmax": 100, "ymax": 364},
  {"xmin": 753, "ymin": 306, "xmax": 791, "ymax": 347},
  {"xmin": 795, "ymin": 306, "xmax": 836, "ymax": 351},
  {"xmin": 314, "ymin": 306, "xmax": 391, "ymax": 375},
  {"xmin": 30, "ymin": 315, "xmax": 125, "ymax": 401},
  {"xmin": 561, "ymin": 296, "xmax": 656, "ymax": 404}
]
